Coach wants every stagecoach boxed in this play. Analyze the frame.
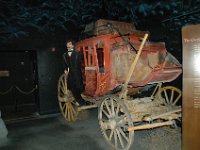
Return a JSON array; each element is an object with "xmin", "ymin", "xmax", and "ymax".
[{"xmin": 58, "ymin": 19, "xmax": 182, "ymax": 150}]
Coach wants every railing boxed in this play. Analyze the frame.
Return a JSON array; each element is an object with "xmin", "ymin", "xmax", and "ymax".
[{"xmin": 0, "ymin": 85, "xmax": 37, "ymax": 95}]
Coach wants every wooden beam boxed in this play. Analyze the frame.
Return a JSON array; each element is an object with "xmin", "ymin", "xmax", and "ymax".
[
  {"xmin": 77, "ymin": 104, "xmax": 98, "ymax": 111},
  {"xmin": 143, "ymin": 107, "xmax": 181, "ymax": 121},
  {"xmin": 128, "ymin": 120, "xmax": 174, "ymax": 131}
]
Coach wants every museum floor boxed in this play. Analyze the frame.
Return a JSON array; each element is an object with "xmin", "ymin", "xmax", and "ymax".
[{"xmin": 0, "ymin": 109, "xmax": 181, "ymax": 150}]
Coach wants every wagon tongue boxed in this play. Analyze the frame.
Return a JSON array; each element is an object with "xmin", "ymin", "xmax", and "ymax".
[{"xmin": 119, "ymin": 34, "xmax": 149, "ymax": 99}]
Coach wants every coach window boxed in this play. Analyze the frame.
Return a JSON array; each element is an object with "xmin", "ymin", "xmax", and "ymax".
[{"xmin": 97, "ymin": 47, "xmax": 104, "ymax": 73}]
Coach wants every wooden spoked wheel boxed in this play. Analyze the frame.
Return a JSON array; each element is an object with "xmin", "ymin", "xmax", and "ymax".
[
  {"xmin": 158, "ymin": 86, "xmax": 182, "ymax": 107},
  {"xmin": 158, "ymin": 86, "xmax": 182, "ymax": 125},
  {"xmin": 58, "ymin": 73, "xmax": 78, "ymax": 122},
  {"xmin": 98, "ymin": 95, "xmax": 134, "ymax": 150}
]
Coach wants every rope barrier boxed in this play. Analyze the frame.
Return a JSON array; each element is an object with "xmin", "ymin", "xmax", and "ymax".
[
  {"xmin": 0, "ymin": 86, "xmax": 13, "ymax": 95},
  {"xmin": 0, "ymin": 85, "xmax": 37, "ymax": 95},
  {"xmin": 15, "ymin": 85, "xmax": 37, "ymax": 95}
]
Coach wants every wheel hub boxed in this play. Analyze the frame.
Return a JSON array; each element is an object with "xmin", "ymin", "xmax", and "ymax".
[
  {"xmin": 63, "ymin": 94, "xmax": 74, "ymax": 102},
  {"xmin": 63, "ymin": 95, "xmax": 67, "ymax": 101},
  {"xmin": 108, "ymin": 119, "xmax": 117, "ymax": 130}
]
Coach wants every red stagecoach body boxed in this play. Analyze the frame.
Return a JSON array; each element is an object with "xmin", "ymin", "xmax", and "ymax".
[{"xmin": 75, "ymin": 19, "xmax": 182, "ymax": 97}]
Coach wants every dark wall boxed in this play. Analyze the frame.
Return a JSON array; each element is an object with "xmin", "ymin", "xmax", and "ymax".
[
  {"xmin": 0, "ymin": 44, "xmax": 65, "ymax": 115},
  {"xmin": 0, "ymin": 51, "xmax": 36, "ymax": 106}
]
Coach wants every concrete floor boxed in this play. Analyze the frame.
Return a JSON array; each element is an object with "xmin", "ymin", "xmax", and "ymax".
[{"xmin": 0, "ymin": 109, "xmax": 181, "ymax": 150}]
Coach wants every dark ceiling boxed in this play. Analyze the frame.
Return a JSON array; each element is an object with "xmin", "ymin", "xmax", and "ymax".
[{"xmin": 0, "ymin": 0, "xmax": 199, "ymax": 49}]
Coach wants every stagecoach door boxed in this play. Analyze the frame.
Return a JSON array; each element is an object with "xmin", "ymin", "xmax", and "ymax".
[{"xmin": 82, "ymin": 46, "xmax": 98, "ymax": 96}]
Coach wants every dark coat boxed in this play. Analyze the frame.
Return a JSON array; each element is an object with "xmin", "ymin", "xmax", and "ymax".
[{"xmin": 63, "ymin": 50, "xmax": 84, "ymax": 98}]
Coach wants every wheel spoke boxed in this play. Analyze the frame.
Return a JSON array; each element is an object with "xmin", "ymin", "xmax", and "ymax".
[
  {"xmin": 69, "ymin": 105, "xmax": 73, "ymax": 122},
  {"xmin": 102, "ymin": 109, "xmax": 110, "ymax": 118},
  {"xmin": 71, "ymin": 106, "xmax": 75, "ymax": 122},
  {"xmin": 71, "ymin": 104, "xmax": 76, "ymax": 115},
  {"xmin": 114, "ymin": 130, "xmax": 118, "ymax": 149},
  {"xmin": 111, "ymin": 98, "xmax": 115, "ymax": 116},
  {"xmin": 73, "ymin": 109, "xmax": 77, "ymax": 121},
  {"xmin": 64, "ymin": 104, "xmax": 68, "ymax": 118},
  {"xmin": 66, "ymin": 104, "xmax": 69, "ymax": 121},
  {"xmin": 105, "ymin": 100, "xmax": 112, "ymax": 116},
  {"xmin": 60, "ymin": 86, "xmax": 65, "ymax": 94},
  {"xmin": 109, "ymin": 129, "xmax": 114, "ymax": 141},
  {"xmin": 70, "ymin": 107, "xmax": 74, "ymax": 121},
  {"xmin": 119, "ymin": 127, "xmax": 129, "ymax": 142},
  {"xmin": 70, "ymin": 105, "xmax": 74, "ymax": 121},
  {"xmin": 172, "ymin": 93, "xmax": 181, "ymax": 105},
  {"xmin": 68, "ymin": 105, "xmax": 71, "ymax": 122},
  {"xmin": 116, "ymin": 128, "xmax": 125, "ymax": 149},
  {"xmin": 61, "ymin": 79, "xmax": 66, "ymax": 92},
  {"xmin": 116, "ymin": 104, "xmax": 120, "ymax": 115},
  {"xmin": 62, "ymin": 103, "xmax": 66, "ymax": 110},
  {"xmin": 170, "ymin": 89, "xmax": 174, "ymax": 104},
  {"xmin": 164, "ymin": 89, "xmax": 169, "ymax": 104}
]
